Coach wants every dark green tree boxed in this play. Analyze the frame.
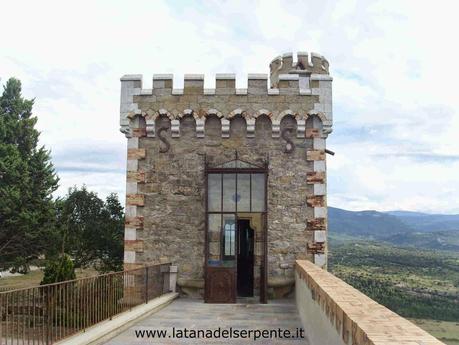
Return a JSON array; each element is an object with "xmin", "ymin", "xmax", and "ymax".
[
  {"xmin": 0, "ymin": 78, "xmax": 59, "ymax": 272},
  {"xmin": 58, "ymin": 186, "xmax": 124, "ymax": 272},
  {"xmin": 97, "ymin": 193, "xmax": 124, "ymax": 272}
]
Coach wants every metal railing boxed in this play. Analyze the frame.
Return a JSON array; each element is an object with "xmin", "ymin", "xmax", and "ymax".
[{"xmin": 0, "ymin": 263, "xmax": 172, "ymax": 345}]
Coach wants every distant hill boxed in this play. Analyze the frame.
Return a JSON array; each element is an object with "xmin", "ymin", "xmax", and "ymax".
[
  {"xmin": 328, "ymin": 207, "xmax": 413, "ymax": 239},
  {"xmin": 386, "ymin": 211, "xmax": 459, "ymax": 232},
  {"xmin": 329, "ymin": 206, "xmax": 459, "ymax": 251}
]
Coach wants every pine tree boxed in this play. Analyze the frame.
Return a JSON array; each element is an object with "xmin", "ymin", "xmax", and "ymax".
[
  {"xmin": 99, "ymin": 193, "xmax": 124, "ymax": 272},
  {"xmin": 0, "ymin": 78, "xmax": 59, "ymax": 272}
]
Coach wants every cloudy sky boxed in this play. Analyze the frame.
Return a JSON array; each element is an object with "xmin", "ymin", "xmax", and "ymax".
[{"xmin": 1, "ymin": 0, "xmax": 459, "ymax": 213}]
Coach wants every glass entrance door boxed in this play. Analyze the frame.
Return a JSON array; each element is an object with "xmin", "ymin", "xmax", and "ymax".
[{"xmin": 204, "ymin": 158, "xmax": 268, "ymax": 303}]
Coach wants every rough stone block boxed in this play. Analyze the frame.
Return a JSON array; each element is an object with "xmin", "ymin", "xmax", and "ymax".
[
  {"xmin": 125, "ymin": 216, "xmax": 144, "ymax": 229},
  {"xmin": 126, "ymin": 194, "xmax": 145, "ymax": 206},
  {"xmin": 153, "ymin": 74, "xmax": 173, "ymax": 90},
  {"xmin": 306, "ymin": 195, "xmax": 325, "ymax": 207},
  {"xmin": 124, "ymin": 262, "xmax": 144, "ymax": 271},
  {"xmin": 126, "ymin": 182, "xmax": 138, "ymax": 194},
  {"xmin": 307, "ymin": 241, "xmax": 325, "ymax": 254},
  {"xmin": 314, "ymin": 230, "xmax": 326, "ymax": 242},
  {"xmin": 310, "ymin": 80, "xmax": 320, "ymax": 88},
  {"xmin": 313, "ymin": 138, "xmax": 326, "ymax": 150},
  {"xmin": 314, "ymin": 207, "xmax": 327, "ymax": 218},
  {"xmin": 216, "ymin": 75, "xmax": 235, "ymax": 90},
  {"xmin": 127, "ymin": 171, "xmax": 146, "ymax": 183},
  {"xmin": 307, "ymin": 150, "xmax": 325, "ymax": 161},
  {"xmin": 307, "ymin": 218, "xmax": 326, "ymax": 231},
  {"xmin": 307, "ymin": 171, "xmax": 325, "ymax": 184},
  {"xmin": 127, "ymin": 148, "xmax": 146, "ymax": 160},
  {"xmin": 124, "ymin": 228, "xmax": 136, "ymax": 240},
  {"xmin": 124, "ymin": 251, "xmax": 136, "ymax": 264},
  {"xmin": 313, "ymin": 161, "xmax": 326, "ymax": 172},
  {"xmin": 127, "ymin": 137, "xmax": 139, "ymax": 149},
  {"xmin": 248, "ymin": 75, "xmax": 268, "ymax": 95},
  {"xmin": 184, "ymin": 75, "xmax": 204, "ymax": 94},
  {"xmin": 132, "ymin": 128, "xmax": 146, "ymax": 137},
  {"xmin": 127, "ymin": 159, "xmax": 138, "ymax": 172},
  {"xmin": 125, "ymin": 205, "xmax": 137, "ymax": 217},
  {"xmin": 314, "ymin": 254, "xmax": 328, "ymax": 268},
  {"xmin": 313, "ymin": 183, "xmax": 326, "ymax": 196},
  {"xmin": 125, "ymin": 240, "xmax": 144, "ymax": 252}
]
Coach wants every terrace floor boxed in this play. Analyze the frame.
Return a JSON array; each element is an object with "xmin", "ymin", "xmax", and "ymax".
[{"xmin": 104, "ymin": 298, "xmax": 307, "ymax": 344}]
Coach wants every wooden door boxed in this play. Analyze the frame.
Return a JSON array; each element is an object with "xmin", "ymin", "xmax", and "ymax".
[{"xmin": 205, "ymin": 267, "xmax": 236, "ymax": 303}]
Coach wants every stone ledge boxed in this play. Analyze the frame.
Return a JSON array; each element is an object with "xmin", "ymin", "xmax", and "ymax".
[
  {"xmin": 184, "ymin": 74, "xmax": 204, "ymax": 80},
  {"xmin": 268, "ymin": 277, "xmax": 295, "ymax": 287},
  {"xmin": 177, "ymin": 278, "xmax": 204, "ymax": 288},
  {"xmin": 216, "ymin": 73, "xmax": 236, "ymax": 80},
  {"xmin": 56, "ymin": 292, "xmax": 178, "ymax": 345},
  {"xmin": 248, "ymin": 73, "xmax": 268, "ymax": 80},
  {"xmin": 120, "ymin": 74, "xmax": 142, "ymax": 81},
  {"xmin": 296, "ymin": 260, "xmax": 445, "ymax": 345},
  {"xmin": 153, "ymin": 74, "xmax": 173, "ymax": 80}
]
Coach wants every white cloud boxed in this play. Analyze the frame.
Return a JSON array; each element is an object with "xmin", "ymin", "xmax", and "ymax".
[{"xmin": 1, "ymin": 0, "xmax": 459, "ymax": 213}]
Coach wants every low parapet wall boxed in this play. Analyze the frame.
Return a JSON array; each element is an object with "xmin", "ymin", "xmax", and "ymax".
[{"xmin": 295, "ymin": 260, "xmax": 445, "ymax": 345}]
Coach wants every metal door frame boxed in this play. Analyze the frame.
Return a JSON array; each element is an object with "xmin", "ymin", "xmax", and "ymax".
[{"xmin": 204, "ymin": 153, "xmax": 268, "ymax": 303}]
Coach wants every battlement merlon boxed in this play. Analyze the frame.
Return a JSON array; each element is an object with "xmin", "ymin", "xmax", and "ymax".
[{"xmin": 119, "ymin": 52, "xmax": 332, "ymax": 137}]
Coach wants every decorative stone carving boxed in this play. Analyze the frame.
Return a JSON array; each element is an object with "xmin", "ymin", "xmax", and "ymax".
[{"xmin": 157, "ymin": 126, "xmax": 170, "ymax": 153}]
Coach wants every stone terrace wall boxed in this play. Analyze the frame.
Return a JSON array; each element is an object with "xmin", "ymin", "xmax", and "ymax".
[{"xmin": 295, "ymin": 260, "xmax": 445, "ymax": 345}]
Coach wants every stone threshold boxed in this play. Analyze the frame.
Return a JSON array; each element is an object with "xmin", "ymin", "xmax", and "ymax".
[{"xmin": 56, "ymin": 292, "xmax": 179, "ymax": 345}]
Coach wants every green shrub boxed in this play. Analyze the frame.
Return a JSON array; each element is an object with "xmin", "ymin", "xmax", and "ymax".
[{"xmin": 41, "ymin": 254, "xmax": 76, "ymax": 285}]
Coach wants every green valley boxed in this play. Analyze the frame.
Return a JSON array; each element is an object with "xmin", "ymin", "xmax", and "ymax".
[{"xmin": 328, "ymin": 207, "xmax": 459, "ymax": 344}]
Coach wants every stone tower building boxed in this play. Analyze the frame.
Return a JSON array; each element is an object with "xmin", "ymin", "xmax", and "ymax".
[{"xmin": 119, "ymin": 52, "xmax": 333, "ymax": 303}]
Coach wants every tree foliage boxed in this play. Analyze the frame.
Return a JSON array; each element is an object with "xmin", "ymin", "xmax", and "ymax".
[
  {"xmin": 0, "ymin": 78, "xmax": 59, "ymax": 272},
  {"xmin": 0, "ymin": 78, "xmax": 124, "ymax": 276},
  {"xmin": 56, "ymin": 186, "xmax": 124, "ymax": 272}
]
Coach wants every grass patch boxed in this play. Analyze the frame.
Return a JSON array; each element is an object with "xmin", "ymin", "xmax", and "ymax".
[
  {"xmin": 0, "ymin": 268, "xmax": 99, "ymax": 290},
  {"xmin": 410, "ymin": 319, "xmax": 459, "ymax": 345}
]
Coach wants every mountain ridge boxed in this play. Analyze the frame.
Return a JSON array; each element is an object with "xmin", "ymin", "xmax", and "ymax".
[{"xmin": 328, "ymin": 206, "xmax": 459, "ymax": 251}]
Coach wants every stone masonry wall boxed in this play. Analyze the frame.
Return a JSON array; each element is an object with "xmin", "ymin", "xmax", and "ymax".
[{"xmin": 120, "ymin": 52, "xmax": 333, "ymax": 297}]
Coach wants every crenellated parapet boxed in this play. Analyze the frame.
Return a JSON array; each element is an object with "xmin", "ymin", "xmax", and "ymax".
[
  {"xmin": 120, "ymin": 52, "xmax": 332, "ymax": 139},
  {"xmin": 269, "ymin": 52, "xmax": 329, "ymax": 88}
]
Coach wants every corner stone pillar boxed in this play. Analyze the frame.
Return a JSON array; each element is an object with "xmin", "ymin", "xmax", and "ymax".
[
  {"xmin": 123, "ymin": 130, "xmax": 146, "ymax": 269},
  {"xmin": 306, "ymin": 116, "xmax": 328, "ymax": 268}
]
